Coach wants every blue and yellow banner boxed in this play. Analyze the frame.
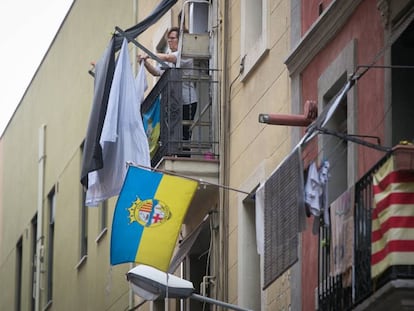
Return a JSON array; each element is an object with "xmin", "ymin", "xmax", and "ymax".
[
  {"xmin": 110, "ymin": 166, "xmax": 198, "ymax": 271},
  {"xmin": 143, "ymin": 97, "xmax": 161, "ymax": 159}
]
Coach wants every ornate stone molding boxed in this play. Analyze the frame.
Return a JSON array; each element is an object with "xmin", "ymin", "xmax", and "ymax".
[{"xmin": 285, "ymin": 0, "xmax": 363, "ymax": 77}]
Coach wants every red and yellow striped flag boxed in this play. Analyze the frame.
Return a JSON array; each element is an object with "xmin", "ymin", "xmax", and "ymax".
[{"xmin": 371, "ymin": 156, "xmax": 414, "ymax": 278}]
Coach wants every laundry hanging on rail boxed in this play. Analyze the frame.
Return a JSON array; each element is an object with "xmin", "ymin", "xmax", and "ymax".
[
  {"xmin": 330, "ymin": 186, "xmax": 354, "ymax": 287},
  {"xmin": 81, "ymin": 0, "xmax": 177, "ymax": 189},
  {"xmin": 80, "ymin": 38, "xmax": 116, "ymax": 188},
  {"xmin": 304, "ymin": 160, "xmax": 331, "ymax": 226},
  {"xmin": 85, "ymin": 38, "xmax": 150, "ymax": 206}
]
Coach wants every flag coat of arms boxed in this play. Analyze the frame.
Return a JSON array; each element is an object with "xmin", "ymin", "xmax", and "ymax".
[
  {"xmin": 110, "ymin": 166, "xmax": 198, "ymax": 271},
  {"xmin": 371, "ymin": 156, "xmax": 414, "ymax": 278}
]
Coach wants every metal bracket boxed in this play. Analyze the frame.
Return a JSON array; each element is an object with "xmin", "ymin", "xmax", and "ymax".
[{"xmin": 115, "ymin": 26, "xmax": 170, "ymax": 69}]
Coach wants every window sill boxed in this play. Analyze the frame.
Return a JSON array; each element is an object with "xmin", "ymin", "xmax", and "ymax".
[
  {"xmin": 95, "ymin": 227, "xmax": 108, "ymax": 243},
  {"xmin": 74, "ymin": 255, "xmax": 87, "ymax": 270},
  {"xmin": 241, "ymin": 36, "xmax": 269, "ymax": 82},
  {"xmin": 42, "ymin": 300, "xmax": 52, "ymax": 311}
]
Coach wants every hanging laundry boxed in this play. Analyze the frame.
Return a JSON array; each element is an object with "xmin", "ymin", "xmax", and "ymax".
[
  {"xmin": 135, "ymin": 61, "xmax": 148, "ymax": 102},
  {"xmin": 330, "ymin": 186, "xmax": 354, "ymax": 287},
  {"xmin": 85, "ymin": 38, "xmax": 150, "ymax": 206},
  {"xmin": 80, "ymin": 38, "xmax": 115, "ymax": 189},
  {"xmin": 319, "ymin": 160, "xmax": 330, "ymax": 226},
  {"xmin": 305, "ymin": 162, "xmax": 322, "ymax": 216}
]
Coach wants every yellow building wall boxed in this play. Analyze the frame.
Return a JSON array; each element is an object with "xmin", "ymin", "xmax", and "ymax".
[
  {"xmin": 226, "ymin": 0, "xmax": 293, "ymax": 310},
  {"xmin": 0, "ymin": 0, "xmax": 294, "ymax": 310},
  {"xmin": 0, "ymin": 138, "xmax": 2, "ymax": 261},
  {"xmin": 0, "ymin": 0, "xmax": 146, "ymax": 310}
]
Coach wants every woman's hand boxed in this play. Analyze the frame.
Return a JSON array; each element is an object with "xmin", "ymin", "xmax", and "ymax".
[{"xmin": 137, "ymin": 53, "xmax": 149, "ymax": 63}]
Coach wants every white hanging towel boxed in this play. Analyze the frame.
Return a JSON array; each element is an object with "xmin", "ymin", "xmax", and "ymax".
[
  {"xmin": 135, "ymin": 61, "xmax": 148, "ymax": 103},
  {"xmin": 86, "ymin": 38, "xmax": 150, "ymax": 206},
  {"xmin": 319, "ymin": 160, "xmax": 330, "ymax": 226},
  {"xmin": 305, "ymin": 162, "xmax": 322, "ymax": 216}
]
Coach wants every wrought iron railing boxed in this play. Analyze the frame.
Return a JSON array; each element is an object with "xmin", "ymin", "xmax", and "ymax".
[
  {"xmin": 141, "ymin": 67, "xmax": 218, "ymax": 167},
  {"xmin": 317, "ymin": 148, "xmax": 414, "ymax": 310}
]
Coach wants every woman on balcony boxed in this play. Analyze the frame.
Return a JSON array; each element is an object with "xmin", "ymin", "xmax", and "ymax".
[{"xmin": 138, "ymin": 27, "xmax": 198, "ymax": 148}]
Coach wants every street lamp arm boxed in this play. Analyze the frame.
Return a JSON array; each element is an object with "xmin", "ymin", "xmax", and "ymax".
[
  {"xmin": 191, "ymin": 293, "xmax": 254, "ymax": 311},
  {"xmin": 127, "ymin": 264, "xmax": 253, "ymax": 311}
]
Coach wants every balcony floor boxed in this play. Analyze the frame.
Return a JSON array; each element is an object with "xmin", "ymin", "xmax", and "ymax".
[{"xmin": 354, "ymin": 279, "xmax": 414, "ymax": 311}]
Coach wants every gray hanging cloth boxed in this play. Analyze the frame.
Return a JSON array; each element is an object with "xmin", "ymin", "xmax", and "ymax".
[
  {"xmin": 114, "ymin": 0, "xmax": 178, "ymax": 51},
  {"xmin": 81, "ymin": 0, "xmax": 177, "ymax": 188}
]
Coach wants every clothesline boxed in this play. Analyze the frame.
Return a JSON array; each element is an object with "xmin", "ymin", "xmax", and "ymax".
[
  {"xmin": 315, "ymin": 126, "xmax": 391, "ymax": 152},
  {"xmin": 129, "ymin": 162, "xmax": 251, "ymax": 195}
]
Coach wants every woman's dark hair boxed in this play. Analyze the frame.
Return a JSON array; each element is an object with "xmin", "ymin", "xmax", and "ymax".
[
  {"xmin": 167, "ymin": 26, "xmax": 188, "ymax": 39},
  {"xmin": 167, "ymin": 26, "xmax": 180, "ymax": 37}
]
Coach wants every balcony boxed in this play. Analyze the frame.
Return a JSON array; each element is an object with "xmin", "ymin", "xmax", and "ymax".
[
  {"xmin": 318, "ymin": 145, "xmax": 414, "ymax": 310},
  {"xmin": 141, "ymin": 67, "xmax": 219, "ymax": 226}
]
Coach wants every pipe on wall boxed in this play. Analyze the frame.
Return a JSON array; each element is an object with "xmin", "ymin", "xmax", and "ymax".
[
  {"xmin": 218, "ymin": 0, "xmax": 230, "ymax": 305},
  {"xmin": 35, "ymin": 124, "xmax": 46, "ymax": 311}
]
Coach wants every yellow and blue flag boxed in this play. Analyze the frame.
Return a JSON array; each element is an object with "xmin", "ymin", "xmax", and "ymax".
[
  {"xmin": 110, "ymin": 166, "xmax": 198, "ymax": 271},
  {"xmin": 143, "ymin": 97, "xmax": 161, "ymax": 159}
]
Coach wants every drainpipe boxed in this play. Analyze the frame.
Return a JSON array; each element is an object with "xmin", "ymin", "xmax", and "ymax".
[
  {"xmin": 35, "ymin": 124, "xmax": 46, "ymax": 311},
  {"xmin": 218, "ymin": 0, "xmax": 230, "ymax": 305},
  {"xmin": 207, "ymin": 0, "xmax": 222, "ymax": 304}
]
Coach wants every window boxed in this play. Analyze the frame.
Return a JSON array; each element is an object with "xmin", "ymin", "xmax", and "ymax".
[
  {"xmin": 236, "ymin": 165, "xmax": 267, "ymax": 308},
  {"xmin": 78, "ymin": 144, "xmax": 88, "ymax": 268},
  {"xmin": 149, "ymin": 216, "xmax": 211, "ymax": 311},
  {"xmin": 186, "ymin": 222, "xmax": 211, "ymax": 311},
  {"xmin": 240, "ymin": 0, "xmax": 269, "ymax": 79},
  {"xmin": 30, "ymin": 215, "xmax": 37, "ymax": 311},
  {"xmin": 95, "ymin": 200, "xmax": 108, "ymax": 243},
  {"xmin": 391, "ymin": 21, "xmax": 414, "ymax": 145},
  {"xmin": 15, "ymin": 237, "xmax": 23, "ymax": 311},
  {"xmin": 239, "ymin": 192, "xmax": 261, "ymax": 311},
  {"xmin": 100, "ymin": 200, "xmax": 107, "ymax": 232},
  {"xmin": 80, "ymin": 188, "xmax": 88, "ymax": 260},
  {"xmin": 47, "ymin": 188, "xmax": 55, "ymax": 303},
  {"xmin": 189, "ymin": 2, "xmax": 209, "ymax": 33},
  {"xmin": 317, "ymin": 39, "xmax": 357, "ymax": 203},
  {"xmin": 321, "ymin": 75, "xmax": 348, "ymax": 203}
]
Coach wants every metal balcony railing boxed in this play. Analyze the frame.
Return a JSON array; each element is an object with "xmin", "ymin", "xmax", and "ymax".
[
  {"xmin": 141, "ymin": 67, "xmax": 218, "ymax": 167},
  {"xmin": 317, "ymin": 146, "xmax": 414, "ymax": 310}
]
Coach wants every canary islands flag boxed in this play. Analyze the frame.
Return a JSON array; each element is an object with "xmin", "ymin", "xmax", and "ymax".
[
  {"xmin": 143, "ymin": 97, "xmax": 161, "ymax": 159},
  {"xmin": 110, "ymin": 166, "xmax": 198, "ymax": 271}
]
